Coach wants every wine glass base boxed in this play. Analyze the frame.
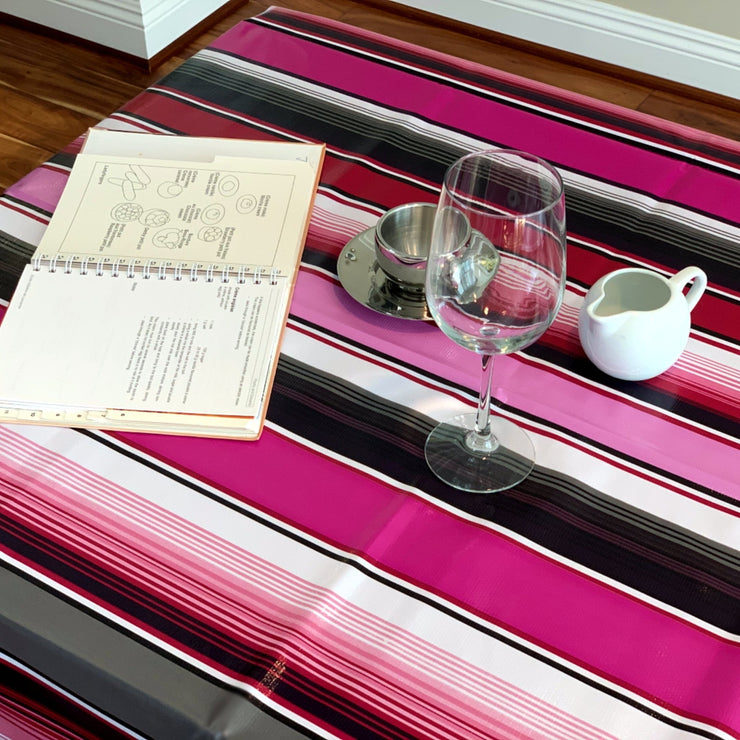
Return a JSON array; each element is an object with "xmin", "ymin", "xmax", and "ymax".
[{"xmin": 425, "ymin": 413, "xmax": 535, "ymax": 493}]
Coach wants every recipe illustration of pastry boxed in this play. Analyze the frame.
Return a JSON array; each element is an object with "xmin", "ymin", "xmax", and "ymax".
[
  {"xmin": 38, "ymin": 152, "xmax": 301, "ymax": 270},
  {"xmin": 0, "ymin": 129, "xmax": 325, "ymax": 440},
  {"xmin": 97, "ymin": 162, "xmax": 268, "ymax": 253}
]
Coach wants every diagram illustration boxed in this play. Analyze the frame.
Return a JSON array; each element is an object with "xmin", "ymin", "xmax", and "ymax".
[
  {"xmin": 152, "ymin": 228, "xmax": 183, "ymax": 249},
  {"xmin": 110, "ymin": 202, "xmax": 144, "ymax": 222},
  {"xmin": 218, "ymin": 175, "xmax": 240, "ymax": 197},
  {"xmin": 236, "ymin": 194, "xmax": 257, "ymax": 214},
  {"xmin": 105, "ymin": 163, "xmax": 257, "ymax": 249},
  {"xmin": 107, "ymin": 164, "xmax": 150, "ymax": 200},
  {"xmin": 201, "ymin": 204, "xmax": 225, "ymax": 225},
  {"xmin": 158, "ymin": 181, "xmax": 183, "ymax": 198}
]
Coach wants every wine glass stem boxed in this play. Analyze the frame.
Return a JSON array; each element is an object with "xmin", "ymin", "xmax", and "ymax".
[{"xmin": 466, "ymin": 354, "xmax": 499, "ymax": 454}]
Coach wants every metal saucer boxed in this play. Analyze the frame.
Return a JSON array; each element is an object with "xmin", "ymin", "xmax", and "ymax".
[{"xmin": 337, "ymin": 227, "xmax": 431, "ymax": 321}]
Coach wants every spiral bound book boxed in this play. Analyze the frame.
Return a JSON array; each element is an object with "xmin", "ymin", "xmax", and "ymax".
[{"xmin": 0, "ymin": 130, "xmax": 325, "ymax": 439}]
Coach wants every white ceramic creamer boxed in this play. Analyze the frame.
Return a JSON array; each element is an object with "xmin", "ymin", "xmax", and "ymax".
[{"xmin": 578, "ymin": 266, "xmax": 707, "ymax": 381}]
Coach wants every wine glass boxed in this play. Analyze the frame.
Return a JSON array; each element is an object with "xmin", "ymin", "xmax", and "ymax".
[{"xmin": 424, "ymin": 149, "xmax": 567, "ymax": 493}]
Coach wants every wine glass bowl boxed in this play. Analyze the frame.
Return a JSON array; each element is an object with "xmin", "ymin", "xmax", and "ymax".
[{"xmin": 424, "ymin": 149, "xmax": 566, "ymax": 493}]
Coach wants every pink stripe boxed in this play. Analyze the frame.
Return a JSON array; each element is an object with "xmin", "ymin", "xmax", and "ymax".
[
  {"xmin": 255, "ymin": 10, "xmax": 740, "ymax": 157},
  {"xmin": 0, "ymin": 708, "xmax": 57, "ymax": 740},
  {"xmin": 109, "ymin": 419, "xmax": 740, "ymax": 734},
  {"xmin": 212, "ymin": 18, "xmax": 740, "ymax": 221},
  {"xmin": 291, "ymin": 269, "xmax": 739, "ymax": 500},
  {"xmin": 0, "ymin": 431, "xmax": 608, "ymax": 740},
  {"xmin": 4, "ymin": 166, "xmax": 70, "ymax": 215},
  {"xmin": 3, "ymin": 419, "xmax": 735, "ymax": 730}
]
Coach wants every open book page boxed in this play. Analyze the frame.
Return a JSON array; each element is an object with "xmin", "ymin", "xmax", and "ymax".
[
  {"xmin": 83, "ymin": 128, "xmax": 325, "ymax": 171},
  {"xmin": 34, "ymin": 153, "xmax": 316, "ymax": 276},
  {"xmin": 0, "ymin": 134, "xmax": 324, "ymax": 439},
  {"xmin": 0, "ymin": 266, "xmax": 287, "ymax": 419}
]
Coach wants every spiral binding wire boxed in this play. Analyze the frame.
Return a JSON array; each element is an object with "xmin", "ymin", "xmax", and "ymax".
[{"xmin": 29, "ymin": 257, "xmax": 281, "ymax": 285}]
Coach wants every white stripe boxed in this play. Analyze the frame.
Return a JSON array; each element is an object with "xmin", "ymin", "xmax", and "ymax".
[
  {"xmin": 0, "ymin": 199, "xmax": 49, "ymax": 249},
  {"xmin": 0, "ymin": 650, "xmax": 148, "ymax": 740},
  {"xmin": 198, "ymin": 47, "xmax": 740, "ymax": 285},
  {"xmin": 253, "ymin": 16, "xmax": 740, "ymax": 177},
  {"xmin": 281, "ymin": 324, "xmax": 740, "ymax": 552},
  {"xmin": 2, "ymin": 425, "xmax": 729, "ymax": 739}
]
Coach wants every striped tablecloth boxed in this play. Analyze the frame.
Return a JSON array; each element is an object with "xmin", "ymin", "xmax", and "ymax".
[{"xmin": 1, "ymin": 7, "xmax": 739, "ymax": 739}]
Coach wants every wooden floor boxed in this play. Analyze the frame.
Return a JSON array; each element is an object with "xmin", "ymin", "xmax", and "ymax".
[{"xmin": 1, "ymin": 0, "xmax": 739, "ymax": 192}]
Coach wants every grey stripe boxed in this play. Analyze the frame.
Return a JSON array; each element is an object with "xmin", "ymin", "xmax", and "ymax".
[
  {"xmin": 174, "ymin": 56, "xmax": 464, "ymax": 168},
  {"xmin": 0, "ymin": 567, "xmax": 312, "ymax": 740},
  {"xmin": 184, "ymin": 54, "xmax": 740, "ymax": 275},
  {"xmin": 278, "ymin": 352, "xmax": 740, "ymax": 582},
  {"xmin": 565, "ymin": 188, "xmax": 740, "ymax": 270}
]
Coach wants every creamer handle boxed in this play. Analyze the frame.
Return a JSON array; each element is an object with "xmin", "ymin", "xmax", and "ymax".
[{"xmin": 669, "ymin": 266, "xmax": 707, "ymax": 312}]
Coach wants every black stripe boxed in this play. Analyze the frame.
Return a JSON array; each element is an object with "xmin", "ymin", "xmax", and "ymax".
[
  {"xmin": 565, "ymin": 191, "xmax": 740, "ymax": 293},
  {"xmin": 78, "ymin": 429, "xmax": 725, "ymax": 739},
  {"xmin": 0, "ymin": 518, "xmax": 420, "ymax": 740},
  {"xmin": 157, "ymin": 55, "xmax": 740, "ymax": 293},
  {"xmin": 156, "ymin": 59, "xmax": 459, "ymax": 182},
  {"xmin": 0, "ymin": 231, "xmax": 35, "ymax": 301},
  {"xmin": 255, "ymin": 12, "xmax": 740, "ymax": 168},
  {"xmin": 289, "ymin": 314, "xmax": 740, "ymax": 507},
  {"xmin": 268, "ymin": 354, "xmax": 740, "ymax": 634}
]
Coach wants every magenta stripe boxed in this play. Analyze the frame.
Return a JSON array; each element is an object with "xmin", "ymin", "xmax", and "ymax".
[
  {"xmin": 291, "ymin": 269, "xmax": 739, "ymax": 500},
  {"xmin": 0, "ymin": 434, "xmax": 607, "ymax": 740},
  {"xmin": 4, "ymin": 167, "xmax": 70, "ymax": 215},
  {"xmin": 211, "ymin": 19, "xmax": 740, "ymax": 220},
  {"xmin": 264, "ymin": 9, "xmax": 740, "ymax": 161},
  {"xmin": 113, "ymin": 418, "xmax": 740, "ymax": 733}
]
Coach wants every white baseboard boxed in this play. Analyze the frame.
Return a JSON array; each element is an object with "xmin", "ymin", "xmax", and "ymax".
[
  {"xmin": 4, "ymin": 0, "xmax": 230, "ymax": 59},
  {"xmin": 140, "ymin": 0, "xmax": 231, "ymax": 58},
  {"xmin": 4, "ymin": 0, "xmax": 144, "ymax": 55},
  {"xmin": 6, "ymin": 0, "xmax": 739, "ymax": 94},
  {"xmin": 393, "ymin": 0, "xmax": 740, "ymax": 98}
]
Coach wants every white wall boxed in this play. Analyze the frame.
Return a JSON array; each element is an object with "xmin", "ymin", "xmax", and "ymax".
[
  {"xmin": 392, "ymin": 0, "xmax": 740, "ymax": 98},
  {"xmin": 6, "ymin": 0, "xmax": 740, "ymax": 95},
  {"xmin": 4, "ymin": 0, "xmax": 231, "ymax": 59},
  {"xmin": 599, "ymin": 0, "xmax": 740, "ymax": 40}
]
